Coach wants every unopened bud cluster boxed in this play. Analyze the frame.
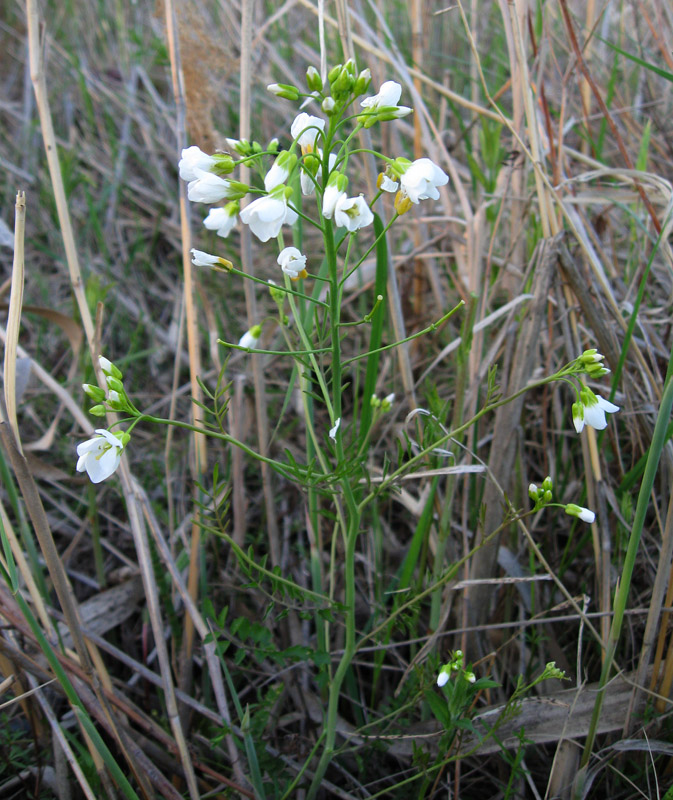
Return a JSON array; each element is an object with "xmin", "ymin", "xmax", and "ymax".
[{"xmin": 437, "ymin": 650, "xmax": 476, "ymax": 688}]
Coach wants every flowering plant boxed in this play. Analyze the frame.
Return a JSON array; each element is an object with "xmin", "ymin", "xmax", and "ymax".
[{"xmin": 75, "ymin": 60, "xmax": 621, "ymax": 797}]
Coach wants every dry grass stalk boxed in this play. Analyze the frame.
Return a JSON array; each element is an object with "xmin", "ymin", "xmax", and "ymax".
[
  {"xmin": 163, "ymin": 0, "xmax": 208, "ymax": 741},
  {"xmin": 3, "ymin": 192, "xmax": 25, "ymax": 450}
]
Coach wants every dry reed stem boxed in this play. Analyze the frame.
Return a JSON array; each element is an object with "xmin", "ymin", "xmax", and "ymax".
[
  {"xmin": 164, "ymin": 0, "xmax": 208, "ymax": 711},
  {"xmin": 3, "ymin": 192, "xmax": 25, "ymax": 450}
]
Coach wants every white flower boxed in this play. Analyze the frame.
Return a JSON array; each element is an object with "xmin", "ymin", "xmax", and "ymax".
[
  {"xmin": 187, "ymin": 170, "xmax": 236, "ymax": 204},
  {"xmin": 179, "ymin": 146, "xmax": 217, "ymax": 181},
  {"xmin": 334, "ymin": 194, "xmax": 374, "ymax": 231},
  {"xmin": 582, "ymin": 395, "xmax": 620, "ymax": 431},
  {"xmin": 361, "ymin": 80, "xmax": 402, "ymax": 110},
  {"xmin": 264, "ymin": 151, "xmax": 297, "ymax": 192},
  {"xmin": 399, "ymin": 158, "xmax": 449, "ymax": 203},
  {"xmin": 76, "ymin": 429, "xmax": 125, "ymax": 484},
  {"xmin": 190, "ymin": 249, "xmax": 221, "ymax": 267},
  {"xmin": 238, "ymin": 325, "xmax": 262, "ymax": 350},
  {"xmin": 437, "ymin": 670, "xmax": 449, "ymax": 688},
  {"xmin": 301, "ymin": 167, "xmax": 316, "ymax": 196},
  {"xmin": 329, "ymin": 418, "xmax": 341, "ymax": 441},
  {"xmin": 323, "ymin": 183, "xmax": 347, "ymax": 219},
  {"xmin": 239, "ymin": 188, "xmax": 298, "ymax": 243},
  {"xmin": 359, "ymin": 81, "xmax": 411, "ymax": 125},
  {"xmin": 203, "ymin": 204, "xmax": 238, "ymax": 238},
  {"xmin": 565, "ymin": 504, "xmax": 596, "ymax": 524},
  {"xmin": 574, "ymin": 389, "xmax": 620, "ymax": 433},
  {"xmin": 572, "ymin": 402, "xmax": 585, "ymax": 434},
  {"xmin": 378, "ymin": 174, "xmax": 399, "ymax": 193},
  {"xmin": 301, "ymin": 151, "xmax": 337, "ymax": 197},
  {"xmin": 264, "ymin": 163, "xmax": 288, "ymax": 192},
  {"xmin": 278, "ymin": 247, "xmax": 307, "ymax": 279},
  {"xmin": 291, "ymin": 113, "xmax": 326, "ymax": 153}
]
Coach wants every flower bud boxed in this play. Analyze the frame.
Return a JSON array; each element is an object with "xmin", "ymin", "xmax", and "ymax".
[
  {"xmin": 106, "ymin": 376, "xmax": 124, "ymax": 394},
  {"xmin": 212, "ymin": 154, "xmax": 235, "ymax": 175},
  {"xmin": 268, "ymin": 279, "xmax": 285, "ymax": 304},
  {"xmin": 99, "ymin": 356, "xmax": 122, "ymax": 380},
  {"xmin": 82, "ymin": 383, "xmax": 106, "ymax": 402},
  {"xmin": 107, "ymin": 390, "xmax": 124, "ymax": 409},
  {"xmin": 328, "ymin": 63, "xmax": 343, "ymax": 84},
  {"xmin": 394, "ymin": 190, "xmax": 413, "ymax": 215},
  {"xmin": 322, "ymin": 96, "xmax": 336, "ymax": 115},
  {"xmin": 306, "ymin": 65, "xmax": 323, "ymax": 93},
  {"xmin": 381, "ymin": 393, "xmax": 395, "ymax": 411},
  {"xmin": 267, "ymin": 83, "xmax": 300, "ymax": 101},
  {"xmin": 565, "ymin": 503, "xmax": 596, "ymax": 524},
  {"xmin": 89, "ymin": 404, "xmax": 107, "ymax": 417},
  {"xmin": 353, "ymin": 68, "xmax": 371, "ymax": 97}
]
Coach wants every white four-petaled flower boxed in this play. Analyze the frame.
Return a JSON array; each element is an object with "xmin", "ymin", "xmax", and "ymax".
[
  {"xmin": 204, "ymin": 204, "xmax": 238, "ymax": 238},
  {"xmin": 361, "ymin": 80, "xmax": 402, "ymax": 110},
  {"xmin": 190, "ymin": 249, "xmax": 221, "ymax": 267},
  {"xmin": 573, "ymin": 389, "xmax": 620, "ymax": 433},
  {"xmin": 278, "ymin": 247, "xmax": 307, "ymax": 279},
  {"xmin": 179, "ymin": 146, "xmax": 218, "ymax": 181},
  {"xmin": 187, "ymin": 170, "xmax": 236, "ymax": 204},
  {"xmin": 76, "ymin": 429, "xmax": 125, "ymax": 484},
  {"xmin": 399, "ymin": 158, "xmax": 449, "ymax": 204},
  {"xmin": 378, "ymin": 174, "xmax": 399, "ymax": 193},
  {"xmin": 360, "ymin": 81, "xmax": 411, "ymax": 119},
  {"xmin": 334, "ymin": 195, "xmax": 374, "ymax": 231},
  {"xmin": 290, "ymin": 113, "xmax": 326, "ymax": 153},
  {"xmin": 239, "ymin": 188, "xmax": 298, "ymax": 242}
]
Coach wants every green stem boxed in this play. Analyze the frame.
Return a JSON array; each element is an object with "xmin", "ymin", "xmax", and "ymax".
[{"xmin": 139, "ymin": 414, "xmax": 307, "ymax": 482}]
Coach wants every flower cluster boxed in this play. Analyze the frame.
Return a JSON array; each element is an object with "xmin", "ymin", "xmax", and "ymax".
[
  {"xmin": 568, "ymin": 350, "xmax": 619, "ymax": 433},
  {"xmin": 437, "ymin": 650, "xmax": 475, "ymax": 688},
  {"xmin": 175, "ymin": 61, "xmax": 449, "ymax": 372},
  {"xmin": 528, "ymin": 475, "xmax": 596, "ymax": 524},
  {"xmin": 76, "ymin": 357, "xmax": 134, "ymax": 483},
  {"xmin": 178, "ymin": 62, "xmax": 448, "ymax": 250}
]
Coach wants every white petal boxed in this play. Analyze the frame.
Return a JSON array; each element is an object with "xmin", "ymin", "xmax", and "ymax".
[
  {"xmin": 578, "ymin": 507, "xmax": 596, "ymax": 524},
  {"xmin": 329, "ymin": 418, "xmax": 341, "ymax": 440},
  {"xmin": 596, "ymin": 396, "xmax": 620, "ymax": 414},
  {"xmin": 583, "ymin": 404, "xmax": 608, "ymax": 430}
]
